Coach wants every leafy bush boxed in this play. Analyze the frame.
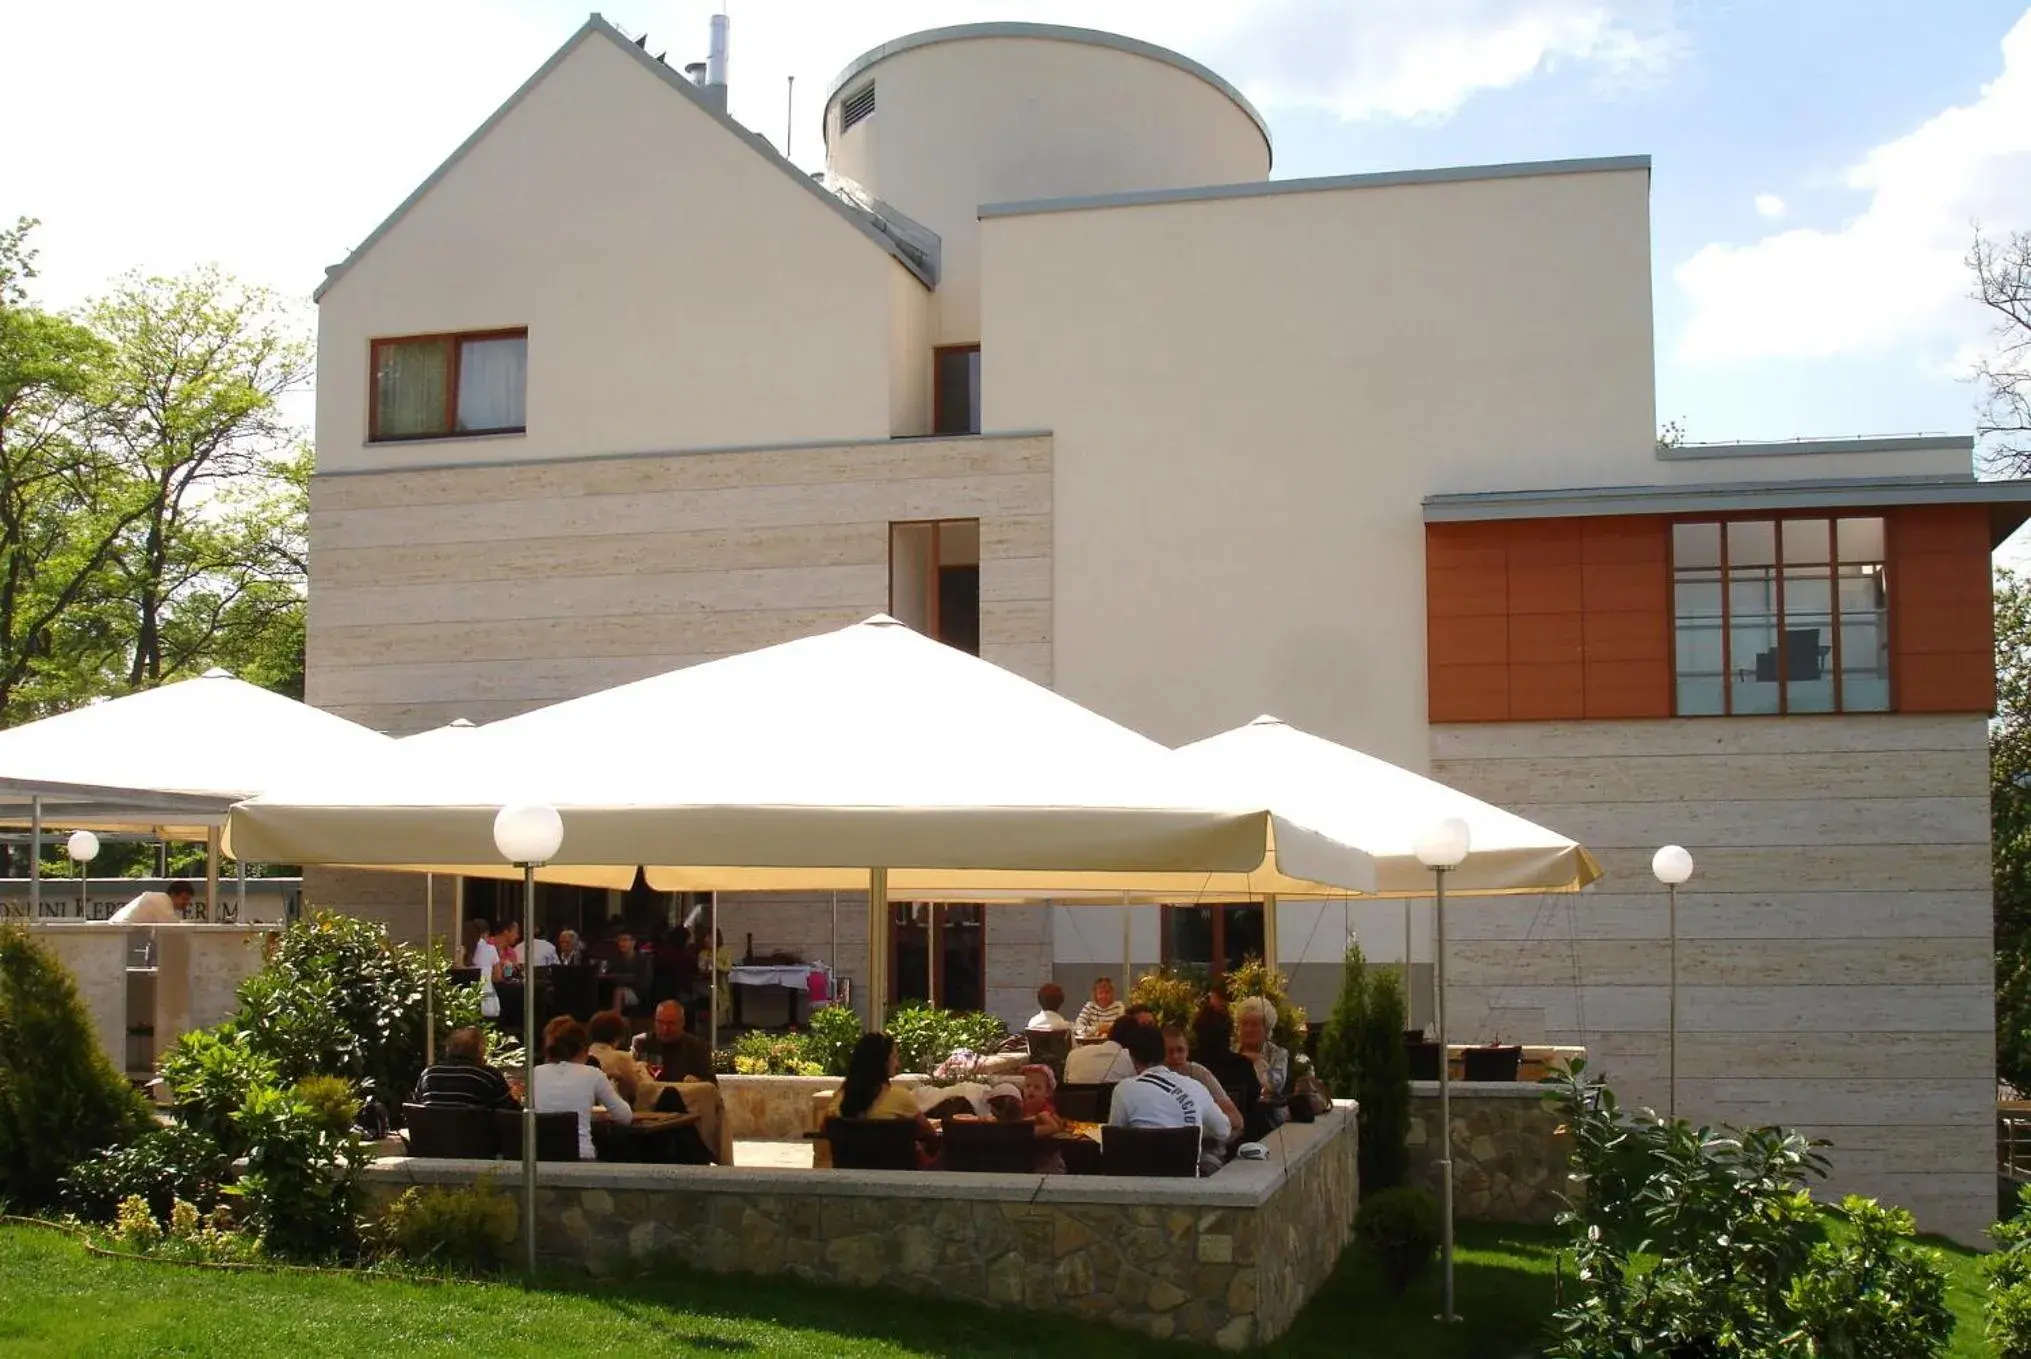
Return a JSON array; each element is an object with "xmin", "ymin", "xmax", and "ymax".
[
  {"xmin": 114, "ymin": 1193, "xmax": 161, "ymax": 1250},
  {"xmin": 1219, "ymin": 955, "xmax": 1306, "ymax": 1050},
  {"xmin": 731, "ymin": 1031, "xmax": 821, "ymax": 1076},
  {"xmin": 1989, "ymin": 1183, "xmax": 2031, "ymax": 1357},
  {"xmin": 1544, "ymin": 1063, "xmax": 1946, "ymax": 1359},
  {"xmin": 1129, "ymin": 968, "xmax": 1203, "ymax": 1035},
  {"xmin": 1353, "ymin": 967, "xmax": 1411, "ymax": 1193},
  {"xmin": 802, "ymin": 1004, "xmax": 862, "ymax": 1077},
  {"xmin": 62, "ymin": 1122, "xmax": 230, "ymax": 1223},
  {"xmin": 1313, "ymin": 942, "xmax": 1367, "ymax": 1099},
  {"xmin": 884, "ymin": 1003, "xmax": 1006, "ymax": 1074},
  {"xmin": 0, "ymin": 926, "xmax": 154, "ymax": 1209},
  {"xmin": 1786, "ymin": 1196, "xmax": 1952, "ymax": 1358},
  {"xmin": 1355, "ymin": 1185, "xmax": 1441, "ymax": 1295},
  {"xmin": 226, "ymin": 912, "xmax": 480, "ymax": 1116},
  {"xmin": 159, "ymin": 1026, "xmax": 278, "ymax": 1156},
  {"xmin": 231, "ymin": 1079, "xmax": 370, "ymax": 1261},
  {"xmin": 375, "ymin": 1175, "xmax": 517, "ymax": 1274},
  {"xmin": 293, "ymin": 1074, "xmax": 361, "ymax": 1134}
]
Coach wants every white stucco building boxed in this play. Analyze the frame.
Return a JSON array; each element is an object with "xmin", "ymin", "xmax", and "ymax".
[{"xmin": 307, "ymin": 15, "xmax": 2028, "ymax": 1239}]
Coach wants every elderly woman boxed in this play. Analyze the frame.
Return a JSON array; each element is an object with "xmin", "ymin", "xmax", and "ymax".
[{"xmin": 1235, "ymin": 995, "xmax": 1292, "ymax": 1130}]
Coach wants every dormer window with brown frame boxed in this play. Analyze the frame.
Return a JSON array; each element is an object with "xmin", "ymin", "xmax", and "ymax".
[{"xmin": 369, "ymin": 328, "xmax": 527, "ymax": 441}]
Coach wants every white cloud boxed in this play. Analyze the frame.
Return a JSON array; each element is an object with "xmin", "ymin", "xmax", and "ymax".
[
  {"xmin": 1675, "ymin": 9, "xmax": 2031, "ymax": 365},
  {"xmin": 1753, "ymin": 192, "xmax": 1786, "ymax": 219}
]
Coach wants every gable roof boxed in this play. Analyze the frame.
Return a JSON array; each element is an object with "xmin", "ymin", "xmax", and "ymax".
[{"xmin": 314, "ymin": 13, "xmax": 937, "ymax": 302}]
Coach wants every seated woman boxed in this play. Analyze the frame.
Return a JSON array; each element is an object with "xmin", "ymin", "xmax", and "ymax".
[
  {"xmin": 531, "ymin": 1015, "xmax": 633, "ymax": 1160},
  {"xmin": 1235, "ymin": 995, "xmax": 1293, "ymax": 1132},
  {"xmin": 828, "ymin": 1033, "xmax": 938, "ymax": 1157},
  {"xmin": 1192, "ymin": 1004, "xmax": 1269, "ymax": 1142},
  {"xmin": 585, "ymin": 1010, "xmax": 642, "ymax": 1105}
]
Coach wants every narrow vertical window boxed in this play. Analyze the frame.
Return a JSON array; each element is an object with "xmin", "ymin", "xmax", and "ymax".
[
  {"xmin": 933, "ymin": 345, "xmax": 981, "ymax": 435},
  {"xmin": 888, "ymin": 519, "xmax": 980, "ymax": 655}
]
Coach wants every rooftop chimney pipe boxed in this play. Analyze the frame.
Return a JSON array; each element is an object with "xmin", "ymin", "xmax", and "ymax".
[{"xmin": 704, "ymin": 13, "xmax": 729, "ymax": 112}]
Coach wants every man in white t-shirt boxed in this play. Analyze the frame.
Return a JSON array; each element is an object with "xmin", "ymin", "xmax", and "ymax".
[
  {"xmin": 528, "ymin": 933, "xmax": 559, "ymax": 968},
  {"xmin": 109, "ymin": 881, "xmax": 194, "ymax": 924},
  {"xmin": 1107, "ymin": 1021, "xmax": 1232, "ymax": 1162},
  {"xmin": 1064, "ymin": 1008, "xmax": 1151, "ymax": 1085}
]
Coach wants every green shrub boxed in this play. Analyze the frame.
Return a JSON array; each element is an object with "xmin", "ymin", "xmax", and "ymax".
[
  {"xmin": 1355, "ymin": 1185, "xmax": 1441, "ymax": 1295},
  {"xmin": 62, "ymin": 1122, "xmax": 229, "ymax": 1223},
  {"xmin": 883, "ymin": 1003, "xmax": 1005, "ymax": 1074},
  {"xmin": 293, "ymin": 1074, "xmax": 360, "ymax": 1134},
  {"xmin": 375, "ymin": 1174, "xmax": 517, "ymax": 1273},
  {"xmin": 1786, "ymin": 1196, "xmax": 1952, "ymax": 1358},
  {"xmin": 1129, "ymin": 968, "xmax": 1203, "ymax": 1035},
  {"xmin": 159, "ymin": 1026, "xmax": 278, "ymax": 1156},
  {"xmin": 1353, "ymin": 968, "xmax": 1411, "ymax": 1193},
  {"xmin": 113, "ymin": 1193, "xmax": 161, "ymax": 1250},
  {"xmin": 231, "ymin": 1081, "xmax": 370, "ymax": 1261},
  {"xmin": 1989, "ymin": 1183, "xmax": 2031, "ymax": 1357},
  {"xmin": 1541, "ymin": 1061, "xmax": 1943, "ymax": 1358},
  {"xmin": 1313, "ymin": 942, "xmax": 1367, "ymax": 1099},
  {"xmin": 802, "ymin": 1004, "xmax": 862, "ymax": 1077},
  {"xmin": 0, "ymin": 926, "xmax": 154, "ymax": 1210},
  {"xmin": 226, "ymin": 912, "xmax": 480, "ymax": 1116},
  {"xmin": 731, "ymin": 1031, "xmax": 821, "ymax": 1076},
  {"xmin": 1221, "ymin": 955, "xmax": 1306, "ymax": 1050}
]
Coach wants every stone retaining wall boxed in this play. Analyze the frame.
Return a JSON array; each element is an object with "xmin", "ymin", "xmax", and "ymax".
[
  {"xmin": 363, "ymin": 1105, "xmax": 1358, "ymax": 1349},
  {"xmin": 1407, "ymin": 1082, "xmax": 1569, "ymax": 1223}
]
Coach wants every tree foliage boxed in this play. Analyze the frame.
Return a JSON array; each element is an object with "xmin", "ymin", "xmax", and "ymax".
[
  {"xmin": 1995, "ymin": 570, "xmax": 2031, "ymax": 1090},
  {"xmin": 0, "ymin": 217, "xmax": 309, "ymax": 729},
  {"xmin": 1973, "ymin": 227, "xmax": 2031, "ymax": 475}
]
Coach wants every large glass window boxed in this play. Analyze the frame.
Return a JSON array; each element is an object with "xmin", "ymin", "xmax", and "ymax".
[
  {"xmin": 1161, "ymin": 903, "xmax": 1266, "ymax": 979},
  {"xmin": 891, "ymin": 903, "xmax": 984, "ymax": 1011},
  {"xmin": 370, "ymin": 329, "xmax": 527, "ymax": 441},
  {"xmin": 1670, "ymin": 515, "xmax": 1888, "ymax": 715}
]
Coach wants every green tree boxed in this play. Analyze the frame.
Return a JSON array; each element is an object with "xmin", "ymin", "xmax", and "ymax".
[
  {"xmin": 1997, "ymin": 570, "xmax": 2031, "ymax": 1089},
  {"xmin": 0, "ymin": 221, "xmax": 311, "ymax": 727},
  {"xmin": 1315, "ymin": 940, "xmax": 1368, "ymax": 1099}
]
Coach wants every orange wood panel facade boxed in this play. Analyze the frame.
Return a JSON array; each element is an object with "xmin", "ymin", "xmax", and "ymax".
[
  {"xmin": 1429, "ymin": 504, "xmax": 1996, "ymax": 722},
  {"xmin": 1426, "ymin": 516, "xmax": 1672, "ymax": 723},
  {"xmin": 1887, "ymin": 504, "xmax": 1994, "ymax": 713}
]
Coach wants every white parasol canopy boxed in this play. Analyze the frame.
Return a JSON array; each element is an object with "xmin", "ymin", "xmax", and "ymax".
[
  {"xmin": 226, "ymin": 617, "xmax": 1373, "ymax": 896},
  {"xmin": 1170, "ymin": 715, "xmax": 1601, "ymax": 896},
  {"xmin": 0, "ymin": 668, "xmax": 394, "ymax": 837}
]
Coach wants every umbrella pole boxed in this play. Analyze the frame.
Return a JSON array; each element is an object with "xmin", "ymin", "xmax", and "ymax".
[
  {"xmin": 204, "ymin": 827, "xmax": 220, "ymax": 923},
  {"xmin": 520, "ymin": 863, "xmax": 538, "ymax": 1276},
  {"xmin": 1262, "ymin": 893, "xmax": 1279, "ymax": 975},
  {"xmin": 1404, "ymin": 898, "xmax": 1414, "ymax": 1026},
  {"xmin": 27, "ymin": 795, "xmax": 40, "ymax": 920},
  {"xmin": 234, "ymin": 857, "xmax": 246, "ymax": 923},
  {"xmin": 829, "ymin": 890, "xmax": 838, "ymax": 1005},
  {"xmin": 424, "ymin": 874, "xmax": 435, "ymax": 1068},
  {"xmin": 710, "ymin": 891, "xmax": 720, "ymax": 1052},
  {"xmin": 1120, "ymin": 893, "xmax": 1131, "ymax": 987},
  {"xmin": 928, "ymin": 906, "xmax": 939, "ymax": 1010},
  {"xmin": 868, "ymin": 870, "xmax": 888, "ymax": 1030},
  {"xmin": 1435, "ymin": 865, "xmax": 1455, "ymax": 1324}
]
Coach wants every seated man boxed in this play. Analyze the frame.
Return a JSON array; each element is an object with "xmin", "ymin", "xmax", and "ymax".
[
  {"xmin": 1108, "ymin": 1021, "xmax": 1231, "ymax": 1175},
  {"xmin": 1025, "ymin": 981, "xmax": 1071, "ymax": 1032},
  {"xmin": 632, "ymin": 1000, "xmax": 716, "ymax": 1084},
  {"xmin": 528, "ymin": 930, "xmax": 560, "ymax": 968},
  {"xmin": 1064, "ymin": 1008, "xmax": 1149, "ymax": 1085},
  {"xmin": 413, "ymin": 1026, "xmax": 519, "ymax": 1110},
  {"xmin": 1072, "ymin": 976, "xmax": 1125, "ymax": 1040}
]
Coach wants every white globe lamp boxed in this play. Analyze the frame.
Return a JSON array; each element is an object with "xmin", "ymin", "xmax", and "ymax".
[
  {"xmin": 1653, "ymin": 843, "xmax": 1694, "ymax": 1122},
  {"xmin": 1652, "ymin": 844, "xmax": 1694, "ymax": 885},
  {"xmin": 1414, "ymin": 816, "xmax": 1471, "ymax": 870},
  {"xmin": 66, "ymin": 830, "xmax": 99, "ymax": 863},
  {"xmin": 492, "ymin": 804, "xmax": 563, "ymax": 866}
]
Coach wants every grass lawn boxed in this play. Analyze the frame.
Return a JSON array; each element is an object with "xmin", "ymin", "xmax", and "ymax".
[
  {"xmin": 0, "ymin": 1221, "xmax": 1994, "ymax": 1356},
  {"xmin": 0, "ymin": 1220, "xmax": 1563, "ymax": 1357}
]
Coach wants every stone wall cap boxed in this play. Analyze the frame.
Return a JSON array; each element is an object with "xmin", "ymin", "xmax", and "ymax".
[{"xmin": 1411, "ymin": 1081, "xmax": 1549, "ymax": 1098}]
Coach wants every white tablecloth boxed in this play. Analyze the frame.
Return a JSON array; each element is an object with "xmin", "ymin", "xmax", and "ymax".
[{"xmin": 727, "ymin": 964, "xmax": 815, "ymax": 988}]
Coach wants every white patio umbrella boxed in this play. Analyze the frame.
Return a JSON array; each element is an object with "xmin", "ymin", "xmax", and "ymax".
[
  {"xmin": 226, "ymin": 617, "xmax": 1377, "ymax": 993},
  {"xmin": 0, "ymin": 668, "xmax": 393, "ymax": 919}
]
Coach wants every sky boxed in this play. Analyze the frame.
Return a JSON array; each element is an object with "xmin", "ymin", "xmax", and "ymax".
[{"xmin": 4, "ymin": 0, "xmax": 2031, "ymax": 457}]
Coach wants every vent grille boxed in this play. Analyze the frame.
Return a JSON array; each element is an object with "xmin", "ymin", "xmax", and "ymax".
[{"xmin": 840, "ymin": 82, "xmax": 876, "ymax": 132}]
